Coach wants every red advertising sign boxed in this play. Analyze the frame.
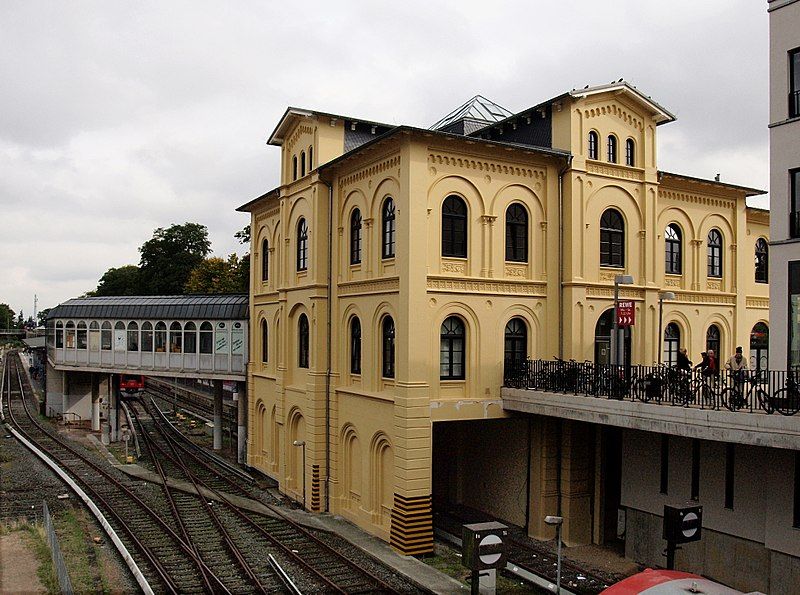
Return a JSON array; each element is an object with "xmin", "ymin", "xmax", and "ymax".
[{"xmin": 617, "ymin": 300, "xmax": 635, "ymax": 326}]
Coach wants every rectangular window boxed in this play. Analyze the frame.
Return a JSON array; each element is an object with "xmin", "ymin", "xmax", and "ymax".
[
  {"xmin": 724, "ymin": 443, "xmax": 735, "ymax": 509},
  {"xmin": 691, "ymin": 439, "xmax": 700, "ymax": 501},
  {"xmin": 790, "ymin": 48, "xmax": 800, "ymax": 119},
  {"xmin": 794, "ymin": 451, "xmax": 800, "ymax": 528},
  {"xmin": 660, "ymin": 435, "xmax": 669, "ymax": 495},
  {"xmin": 791, "ymin": 169, "xmax": 800, "ymax": 239},
  {"xmin": 790, "ymin": 261, "xmax": 800, "ymax": 368}
]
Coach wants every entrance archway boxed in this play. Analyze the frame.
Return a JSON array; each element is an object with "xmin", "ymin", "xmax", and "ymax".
[{"xmin": 595, "ymin": 309, "xmax": 631, "ymax": 366}]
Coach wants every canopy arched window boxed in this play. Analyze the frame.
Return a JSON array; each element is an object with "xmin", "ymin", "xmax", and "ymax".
[
  {"xmin": 442, "ymin": 195, "xmax": 467, "ymax": 258},
  {"xmin": 505, "ymin": 203, "xmax": 528, "ymax": 263},
  {"xmin": 600, "ymin": 209, "xmax": 625, "ymax": 267},
  {"xmin": 440, "ymin": 316, "xmax": 465, "ymax": 380}
]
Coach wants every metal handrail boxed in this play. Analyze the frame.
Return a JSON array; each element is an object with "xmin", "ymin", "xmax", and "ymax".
[{"xmin": 504, "ymin": 359, "xmax": 800, "ymax": 416}]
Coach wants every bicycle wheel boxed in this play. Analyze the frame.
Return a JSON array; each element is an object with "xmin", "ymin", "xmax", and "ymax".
[
  {"xmin": 634, "ymin": 377, "xmax": 653, "ymax": 402},
  {"xmin": 772, "ymin": 388, "xmax": 800, "ymax": 416},
  {"xmin": 755, "ymin": 388, "xmax": 774, "ymax": 414},
  {"xmin": 721, "ymin": 387, "xmax": 744, "ymax": 412}
]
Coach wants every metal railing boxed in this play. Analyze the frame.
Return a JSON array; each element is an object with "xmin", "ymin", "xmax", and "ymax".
[
  {"xmin": 42, "ymin": 501, "xmax": 74, "ymax": 595},
  {"xmin": 504, "ymin": 359, "xmax": 800, "ymax": 416}
]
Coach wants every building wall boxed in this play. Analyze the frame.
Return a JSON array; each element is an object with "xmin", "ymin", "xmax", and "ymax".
[
  {"xmin": 622, "ymin": 428, "xmax": 800, "ymax": 592},
  {"xmin": 246, "ymin": 88, "xmax": 771, "ymax": 554}
]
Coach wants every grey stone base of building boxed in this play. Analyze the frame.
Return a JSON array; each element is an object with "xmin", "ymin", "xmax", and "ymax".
[{"xmin": 625, "ymin": 507, "xmax": 800, "ymax": 594}]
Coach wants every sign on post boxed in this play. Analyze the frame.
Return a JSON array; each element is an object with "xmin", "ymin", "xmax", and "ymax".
[
  {"xmin": 462, "ymin": 521, "xmax": 508, "ymax": 571},
  {"xmin": 617, "ymin": 300, "xmax": 635, "ymax": 327}
]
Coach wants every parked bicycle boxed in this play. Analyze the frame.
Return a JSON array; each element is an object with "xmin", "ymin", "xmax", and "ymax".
[{"xmin": 720, "ymin": 371, "xmax": 769, "ymax": 412}]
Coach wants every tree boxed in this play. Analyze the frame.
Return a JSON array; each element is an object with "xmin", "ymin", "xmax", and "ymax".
[
  {"xmin": 139, "ymin": 223, "xmax": 211, "ymax": 295},
  {"xmin": 93, "ymin": 265, "xmax": 142, "ymax": 296},
  {"xmin": 234, "ymin": 224, "xmax": 251, "ymax": 245},
  {"xmin": 0, "ymin": 304, "xmax": 14, "ymax": 329},
  {"xmin": 185, "ymin": 254, "xmax": 247, "ymax": 294},
  {"xmin": 37, "ymin": 308, "xmax": 52, "ymax": 326}
]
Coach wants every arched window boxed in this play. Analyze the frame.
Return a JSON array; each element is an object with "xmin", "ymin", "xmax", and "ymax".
[
  {"xmin": 663, "ymin": 323, "xmax": 680, "ymax": 367},
  {"xmin": 600, "ymin": 208, "xmax": 625, "ymax": 267},
  {"xmin": 76, "ymin": 321, "xmax": 87, "ymax": 350},
  {"xmin": 141, "ymin": 322, "xmax": 153, "ymax": 351},
  {"xmin": 625, "ymin": 138, "xmax": 635, "ymax": 166},
  {"xmin": 100, "ymin": 321, "xmax": 111, "ymax": 351},
  {"xmin": 89, "ymin": 321, "xmax": 100, "ymax": 351},
  {"xmin": 382, "ymin": 198, "xmax": 396, "ymax": 258},
  {"xmin": 292, "ymin": 155, "xmax": 298, "ymax": 181},
  {"xmin": 298, "ymin": 314, "xmax": 309, "ymax": 368},
  {"xmin": 65, "ymin": 321, "xmax": 75, "ymax": 349},
  {"xmin": 505, "ymin": 203, "xmax": 528, "ymax": 263},
  {"xmin": 350, "ymin": 208, "xmax": 362, "ymax": 265},
  {"xmin": 382, "ymin": 316, "xmax": 395, "ymax": 378},
  {"xmin": 607, "ymin": 135, "xmax": 618, "ymax": 163},
  {"xmin": 300, "ymin": 151, "xmax": 306, "ymax": 177},
  {"xmin": 126, "ymin": 321, "xmax": 139, "ymax": 351},
  {"xmin": 169, "ymin": 321, "xmax": 182, "ymax": 353},
  {"xmin": 707, "ymin": 229, "xmax": 722, "ymax": 278},
  {"xmin": 706, "ymin": 325, "xmax": 721, "ymax": 359},
  {"xmin": 113, "ymin": 322, "xmax": 124, "ymax": 351},
  {"xmin": 297, "ymin": 218, "xmax": 308, "ymax": 271},
  {"xmin": 754, "ymin": 238, "xmax": 768, "ymax": 283},
  {"xmin": 308, "ymin": 145, "xmax": 313, "ymax": 169},
  {"xmin": 665, "ymin": 224, "xmax": 682, "ymax": 274},
  {"xmin": 350, "ymin": 316, "xmax": 361, "ymax": 374},
  {"xmin": 261, "ymin": 239, "xmax": 269, "ymax": 282},
  {"xmin": 442, "ymin": 195, "xmax": 467, "ymax": 258},
  {"xmin": 750, "ymin": 322, "xmax": 769, "ymax": 372},
  {"xmin": 56, "ymin": 321, "xmax": 64, "ymax": 348},
  {"xmin": 588, "ymin": 131, "xmax": 599, "ymax": 160},
  {"xmin": 504, "ymin": 318, "xmax": 527, "ymax": 379},
  {"xmin": 261, "ymin": 320, "xmax": 268, "ymax": 363},
  {"xmin": 183, "ymin": 322, "xmax": 197, "ymax": 354},
  {"xmin": 199, "ymin": 322, "xmax": 213, "ymax": 354},
  {"xmin": 154, "ymin": 321, "xmax": 166, "ymax": 352},
  {"xmin": 440, "ymin": 316, "xmax": 465, "ymax": 380}
]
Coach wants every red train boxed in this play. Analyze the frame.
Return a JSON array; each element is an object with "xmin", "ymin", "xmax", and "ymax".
[{"xmin": 119, "ymin": 374, "xmax": 145, "ymax": 393}]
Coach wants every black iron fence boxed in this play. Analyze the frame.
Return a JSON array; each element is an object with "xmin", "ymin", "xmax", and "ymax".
[{"xmin": 504, "ymin": 359, "xmax": 800, "ymax": 416}]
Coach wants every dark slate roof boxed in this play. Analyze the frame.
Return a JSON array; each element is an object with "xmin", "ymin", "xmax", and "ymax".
[{"xmin": 47, "ymin": 295, "xmax": 249, "ymax": 321}]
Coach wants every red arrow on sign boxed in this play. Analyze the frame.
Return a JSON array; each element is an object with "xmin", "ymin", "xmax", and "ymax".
[{"xmin": 617, "ymin": 301, "xmax": 636, "ymax": 327}]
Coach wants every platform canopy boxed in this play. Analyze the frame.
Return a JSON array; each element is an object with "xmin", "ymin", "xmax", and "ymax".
[{"xmin": 47, "ymin": 294, "xmax": 249, "ymax": 321}]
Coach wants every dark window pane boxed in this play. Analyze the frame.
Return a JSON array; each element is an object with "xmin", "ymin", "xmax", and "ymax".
[
  {"xmin": 382, "ymin": 316, "xmax": 395, "ymax": 378},
  {"xmin": 350, "ymin": 317, "xmax": 361, "ymax": 374},
  {"xmin": 297, "ymin": 218, "xmax": 308, "ymax": 271},
  {"xmin": 600, "ymin": 209, "xmax": 624, "ymax": 267},
  {"xmin": 298, "ymin": 314, "xmax": 309, "ymax": 368},
  {"xmin": 607, "ymin": 135, "xmax": 617, "ymax": 163},
  {"xmin": 382, "ymin": 198, "xmax": 396, "ymax": 258},
  {"xmin": 350, "ymin": 209, "xmax": 362, "ymax": 265},
  {"xmin": 625, "ymin": 139, "xmax": 635, "ymax": 166},
  {"xmin": 442, "ymin": 196, "xmax": 468, "ymax": 258},
  {"xmin": 665, "ymin": 224, "xmax": 682, "ymax": 274},
  {"xmin": 262, "ymin": 239, "xmax": 269, "ymax": 282},
  {"xmin": 505, "ymin": 203, "xmax": 528, "ymax": 262},
  {"xmin": 707, "ymin": 229, "xmax": 722, "ymax": 278},
  {"xmin": 440, "ymin": 316, "xmax": 465, "ymax": 379},
  {"xmin": 588, "ymin": 132, "xmax": 598, "ymax": 160}
]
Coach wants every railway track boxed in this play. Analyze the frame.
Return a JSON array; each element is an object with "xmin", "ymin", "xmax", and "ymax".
[
  {"xmin": 3, "ymin": 351, "xmax": 425, "ymax": 594},
  {"xmin": 133, "ymin": 396, "xmax": 420, "ymax": 594}
]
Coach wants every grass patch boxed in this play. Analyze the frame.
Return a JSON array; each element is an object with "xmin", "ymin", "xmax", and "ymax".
[{"xmin": 53, "ymin": 506, "xmax": 106, "ymax": 593}]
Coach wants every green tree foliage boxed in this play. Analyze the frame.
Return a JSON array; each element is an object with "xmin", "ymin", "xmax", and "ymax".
[
  {"xmin": 139, "ymin": 223, "xmax": 211, "ymax": 295},
  {"xmin": 0, "ymin": 304, "xmax": 15, "ymax": 329},
  {"xmin": 184, "ymin": 254, "xmax": 247, "ymax": 294},
  {"xmin": 93, "ymin": 265, "xmax": 142, "ymax": 296},
  {"xmin": 234, "ymin": 224, "xmax": 251, "ymax": 245},
  {"xmin": 37, "ymin": 308, "xmax": 52, "ymax": 326}
]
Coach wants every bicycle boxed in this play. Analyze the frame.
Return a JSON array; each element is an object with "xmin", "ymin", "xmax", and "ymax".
[
  {"xmin": 769, "ymin": 373, "xmax": 800, "ymax": 416},
  {"xmin": 720, "ymin": 371, "xmax": 768, "ymax": 412},
  {"xmin": 691, "ymin": 372, "xmax": 721, "ymax": 407}
]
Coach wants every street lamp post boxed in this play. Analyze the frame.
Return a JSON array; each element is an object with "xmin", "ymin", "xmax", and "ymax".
[
  {"xmin": 292, "ymin": 440, "xmax": 306, "ymax": 509},
  {"xmin": 544, "ymin": 515, "xmax": 564, "ymax": 594},
  {"xmin": 611, "ymin": 275, "xmax": 635, "ymax": 367},
  {"xmin": 657, "ymin": 291, "xmax": 676, "ymax": 365}
]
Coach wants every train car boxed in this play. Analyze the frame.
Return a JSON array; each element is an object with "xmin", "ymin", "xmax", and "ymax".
[
  {"xmin": 601, "ymin": 569, "xmax": 756, "ymax": 594},
  {"xmin": 119, "ymin": 374, "xmax": 145, "ymax": 394}
]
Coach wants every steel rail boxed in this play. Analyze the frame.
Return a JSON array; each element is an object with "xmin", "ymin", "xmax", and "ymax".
[
  {"xmin": 146, "ymin": 397, "xmax": 403, "ymax": 594},
  {"xmin": 3, "ymin": 352, "xmax": 222, "ymax": 594},
  {"xmin": 131, "ymin": 403, "xmax": 266, "ymax": 593}
]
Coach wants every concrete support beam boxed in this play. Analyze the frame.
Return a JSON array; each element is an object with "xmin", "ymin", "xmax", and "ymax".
[
  {"xmin": 527, "ymin": 417, "xmax": 560, "ymax": 540},
  {"xmin": 559, "ymin": 420, "xmax": 593, "ymax": 546},
  {"xmin": 237, "ymin": 380, "xmax": 247, "ymax": 464},
  {"xmin": 91, "ymin": 373, "xmax": 100, "ymax": 431},
  {"xmin": 213, "ymin": 379, "xmax": 223, "ymax": 451}
]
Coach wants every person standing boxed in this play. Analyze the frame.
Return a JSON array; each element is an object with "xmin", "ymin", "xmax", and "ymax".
[
  {"xmin": 726, "ymin": 346, "xmax": 749, "ymax": 397},
  {"xmin": 676, "ymin": 348, "xmax": 691, "ymax": 372}
]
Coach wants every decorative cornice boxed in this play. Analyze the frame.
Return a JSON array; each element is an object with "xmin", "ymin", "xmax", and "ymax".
[
  {"xmin": 255, "ymin": 205, "xmax": 280, "ymax": 223},
  {"xmin": 746, "ymin": 296, "xmax": 770, "ymax": 309},
  {"xmin": 338, "ymin": 154, "xmax": 401, "ymax": 189},
  {"xmin": 586, "ymin": 161, "xmax": 645, "ymax": 182},
  {"xmin": 427, "ymin": 276, "xmax": 546, "ymax": 296},
  {"xmin": 287, "ymin": 124, "xmax": 314, "ymax": 152},
  {"xmin": 427, "ymin": 151, "xmax": 546, "ymax": 180},
  {"xmin": 659, "ymin": 189, "xmax": 736, "ymax": 210},
  {"xmin": 338, "ymin": 277, "xmax": 400, "ymax": 296},
  {"xmin": 583, "ymin": 102, "xmax": 644, "ymax": 130},
  {"xmin": 585, "ymin": 286, "xmax": 645, "ymax": 299},
  {"xmin": 673, "ymin": 291, "xmax": 736, "ymax": 305}
]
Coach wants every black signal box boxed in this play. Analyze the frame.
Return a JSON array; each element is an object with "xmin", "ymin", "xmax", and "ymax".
[
  {"xmin": 663, "ymin": 504, "xmax": 703, "ymax": 544},
  {"xmin": 461, "ymin": 522, "xmax": 508, "ymax": 571}
]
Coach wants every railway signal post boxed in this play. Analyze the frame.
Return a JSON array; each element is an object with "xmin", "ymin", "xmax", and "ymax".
[
  {"xmin": 663, "ymin": 503, "xmax": 703, "ymax": 570},
  {"xmin": 462, "ymin": 521, "xmax": 508, "ymax": 595}
]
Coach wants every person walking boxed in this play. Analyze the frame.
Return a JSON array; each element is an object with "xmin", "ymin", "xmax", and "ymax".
[{"xmin": 676, "ymin": 348, "xmax": 691, "ymax": 372}]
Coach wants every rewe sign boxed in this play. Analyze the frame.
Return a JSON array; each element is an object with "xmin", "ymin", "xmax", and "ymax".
[{"xmin": 617, "ymin": 301, "xmax": 635, "ymax": 327}]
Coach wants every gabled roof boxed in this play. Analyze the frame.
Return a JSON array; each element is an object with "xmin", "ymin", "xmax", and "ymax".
[
  {"xmin": 569, "ymin": 81, "xmax": 676, "ymax": 124},
  {"xmin": 47, "ymin": 295, "xmax": 249, "ymax": 321},
  {"xmin": 430, "ymin": 95, "xmax": 513, "ymax": 132},
  {"xmin": 267, "ymin": 107, "xmax": 394, "ymax": 146}
]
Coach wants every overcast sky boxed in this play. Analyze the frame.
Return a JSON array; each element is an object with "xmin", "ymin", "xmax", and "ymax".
[{"xmin": 0, "ymin": 0, "xmax": 769, "ymax": 318}]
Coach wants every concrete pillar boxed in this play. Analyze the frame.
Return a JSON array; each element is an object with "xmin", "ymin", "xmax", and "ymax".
[
  {"xmin": 213, "ymin": 379, "xmax": 223, "ymax": 450},
  {"xmin": 101, "ymin": 374, "xmax": 111, "ymax": 445},
  {"xmin": 237, "ymin": 380, "xmax": 247, "ymax": 464},
  {"xmin": 91, "ymin": 374, "xmax": 100, "ymax": 431},
  {"xmin": 61, "ymin": 371, "xmax": 69, "ymax": 416},
  {"xmin": 528, "ymin": 417, "xmax": 560, "ymax": 540},
  {"xmin": 109, "ymin": 375, "xmax": 118, "ymax": 442},
  {"xmin": 559, "ymin": 420, "xmax": 593, "ymax": 546}
]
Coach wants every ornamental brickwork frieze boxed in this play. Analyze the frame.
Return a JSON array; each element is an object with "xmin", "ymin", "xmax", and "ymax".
[
  {"xmin": 586, "ymin": 286, "xmax": 644, "ymax": 299},
  {"xmin": 659, "ymin": 189, "xmax": 736, "ymax": 210},
  {"xmin": 338, "ymin": 277, "xmax": 400, "ymax": 296},
  {"xmin": 586, "ymin": 162, "xmax": 645, "ymax": 182},
  {"xmin": 583, "ymin": 103, "xmax": 644, "ymax": 130},
  {"xmin": 338, "ymin": 154, "xmax": 401, "ymax": 190},
  {"xmin": 286, "ymin": 124, "xmax": 314, "ymax": 152},
  {"xmin": 427, "ymin": 151, "xmax": 546, "ymax": 180},
  {"xmin": 504, "ymin": 265, "xmax": 527, "ymax": 277},
  {"xmin": 427, "ymin": 276, "xmax": 546, "ymax": 296},
  {"xmin": 441, "ymin": 260, "xmax": 467, "ymax": 274}
]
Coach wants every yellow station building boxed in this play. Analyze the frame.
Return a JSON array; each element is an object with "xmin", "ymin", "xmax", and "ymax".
[{"xmin": 239, "ymin": 82, "xmax": 773, "ymax": 573}]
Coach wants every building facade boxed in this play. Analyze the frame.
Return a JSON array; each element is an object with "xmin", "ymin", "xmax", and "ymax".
[
  {"xmin": 240, "ymin": 83, "xmax": 771, "ymax": 566},
  {"xmin": 769, "ymin": 0, "xmax": 800, "ymax": 370}
]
